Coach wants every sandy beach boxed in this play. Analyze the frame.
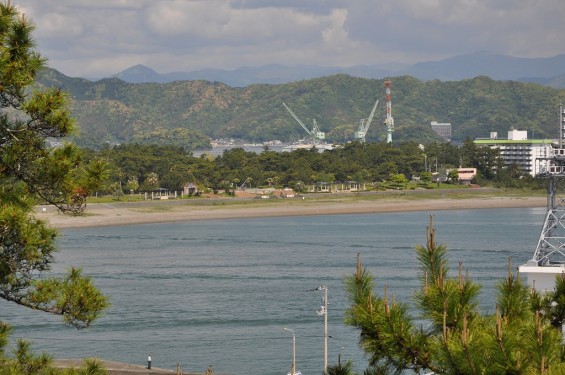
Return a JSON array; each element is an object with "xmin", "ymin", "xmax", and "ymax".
[{"xmin": 36, "ymin": 190, "xmax": 547, "ymax": 230}]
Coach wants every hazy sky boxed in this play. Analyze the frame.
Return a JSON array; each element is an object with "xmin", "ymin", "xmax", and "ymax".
[{"xmin": 14, "ymin": 0, "xmax": 565, "ymax": 78}]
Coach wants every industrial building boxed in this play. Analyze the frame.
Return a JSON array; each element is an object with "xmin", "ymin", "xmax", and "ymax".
[
  {"xmin": 473, "ymin": 129, "xmax": 554, "ymax": 176},
  {"xmin": 430, "ymin": 121, "xmax": 452, "ymax": 141}
]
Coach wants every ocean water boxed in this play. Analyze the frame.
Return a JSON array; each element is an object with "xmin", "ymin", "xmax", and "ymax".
[{"xmin": 1, "ymin": 207, "xmax": 545, "ymax": 374}]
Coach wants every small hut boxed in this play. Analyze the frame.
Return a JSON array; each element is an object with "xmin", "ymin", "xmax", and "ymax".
[{"xmin": 183, "ymin": 182, "xmax": 199, "ymax": 196}]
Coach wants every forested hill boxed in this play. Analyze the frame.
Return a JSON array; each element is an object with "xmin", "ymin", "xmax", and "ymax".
[{"xmin": 37, "ymin": 68, "xmax": 565, "ymax": 149}]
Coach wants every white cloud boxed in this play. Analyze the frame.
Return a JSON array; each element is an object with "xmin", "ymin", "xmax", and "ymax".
[
  {"xmin": 145, "ymin": 1, "xmax": 326, "ymax": 44},
  {"xmin": 35, "ymin": 11, "xmax": 84, "ymax": 39},
  {"xmin": 344, "ymin": 0, "xmax": 565, "ymax": 61},
  {"xmin": 146, "ymin": 1, "xmax": 231, "ymax": 37},
  {"xmin": 321, "ymin": 9, "xmax": 349, "ymax": 44},
  {"xmin": 10, "ymin": 0, "xmax": 565, "ymax": 77}
]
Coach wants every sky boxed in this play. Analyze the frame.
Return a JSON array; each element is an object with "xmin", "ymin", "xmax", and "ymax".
[{"xmin": 13, "ymin": 0, "xmax": 565, "ymax": 78}]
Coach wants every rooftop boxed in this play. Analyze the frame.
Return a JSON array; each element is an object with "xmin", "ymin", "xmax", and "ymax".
[{"xmin": 474, "ymin": 139, "xmax": 555, "ymax": 145}]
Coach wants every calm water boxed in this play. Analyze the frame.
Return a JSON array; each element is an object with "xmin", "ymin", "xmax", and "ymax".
[{"xmin": 1, "ymin": 208, "xmax": 545, "ymax": 374}]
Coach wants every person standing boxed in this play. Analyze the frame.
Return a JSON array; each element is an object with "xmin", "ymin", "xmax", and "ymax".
[{"xmin": 147, "ymin": 354, "xmax": 152, "ymax": 369}]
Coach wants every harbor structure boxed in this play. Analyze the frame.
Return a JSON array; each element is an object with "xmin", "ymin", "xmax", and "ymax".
[
  {"xmin": 283, "ymin": 102, "xmax": 325, "ymax": 147},
  {"xmin": 354, "ymin": 99, "xmax": 379, "ymax": 143}
]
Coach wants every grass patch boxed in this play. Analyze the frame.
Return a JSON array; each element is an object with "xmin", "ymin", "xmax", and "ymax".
[{"xmin": 84, "ymin": 187, "xmax": 545, "ymax": 212}]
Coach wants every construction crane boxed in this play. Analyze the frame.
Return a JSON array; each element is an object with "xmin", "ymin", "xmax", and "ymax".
[
  {"xmin": 384, "ymin": 80, "xmax": 394, "ymax": 143},
  {"xmin": 283, "ymin": 102, "xmax": 325, "ymax": 146},
  {"xmin": 354, "ymin": 99, "xmax": 379, "ymax": 143}
]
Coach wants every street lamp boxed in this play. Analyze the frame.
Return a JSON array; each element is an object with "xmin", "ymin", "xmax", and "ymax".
[
  {"xmin": 283, "ymin": 328, "xmax": 297, "ymax": 375},
  {"xmin": 315, "ymin": 285, "xmax": 328, "ymax": 372}
]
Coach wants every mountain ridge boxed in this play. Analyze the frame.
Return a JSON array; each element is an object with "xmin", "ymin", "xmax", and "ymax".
[
  {"xmin": 103, "ymin": 52, "xmax": 565, "ymax": 88},
  {"xmin": 36, "ymin": 70, "xmax": 565, "ymax": 150}
]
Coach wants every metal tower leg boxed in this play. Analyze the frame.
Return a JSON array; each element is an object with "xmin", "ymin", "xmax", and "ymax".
[{"xmin": 530, "ymin": 177, "xmax": 565, "ymax": 266}]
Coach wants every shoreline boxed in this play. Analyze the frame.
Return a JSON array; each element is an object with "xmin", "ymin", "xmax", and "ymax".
[{"xmin": 36, "ymin": 192, "xmax": 548, "ymax": 230}]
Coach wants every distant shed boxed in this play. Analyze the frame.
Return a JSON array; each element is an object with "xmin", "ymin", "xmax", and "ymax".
[{"xmin": 183, "ymin": 182, "xmax": 199, "ymax": 195}]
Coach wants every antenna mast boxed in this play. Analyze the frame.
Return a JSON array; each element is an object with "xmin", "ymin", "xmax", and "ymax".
[{"xmin": 384, "ymin": 80, "xmax": 394, "ymax": 143}]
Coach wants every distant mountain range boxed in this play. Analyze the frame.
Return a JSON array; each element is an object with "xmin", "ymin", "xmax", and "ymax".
[
  {"xmin": 36, "ymin": 69, "xmax": 565, "ymax": 149},
  {"xmin": 105, "ymin": 52, "xmax": 565, "ymax": 88}
]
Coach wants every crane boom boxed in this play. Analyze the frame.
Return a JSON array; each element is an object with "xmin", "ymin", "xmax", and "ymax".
[
  {"xmin": 283, "ymin": 102, "xmax": 325, "ymax": 145},
  {"xmin": 363, "ymin": 99, "xmax": 379, "ymax": 133},
  {"xmin": 354, "ymin": 99, "xmax": 379, "ymax": 142},
  {"xmin": 283, "ymin": 102, "xmax": 311, "ymax": 136}
]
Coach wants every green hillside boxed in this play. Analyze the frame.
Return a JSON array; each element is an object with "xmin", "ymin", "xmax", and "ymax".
[{"xmin": 36, "ymin": 68, "xmax": 565, "ymax": 149}]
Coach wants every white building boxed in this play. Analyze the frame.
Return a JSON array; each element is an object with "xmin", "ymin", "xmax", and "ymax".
[{"xmin": 474, "ymin": 130, "xmax": 555, "ymax": 176}]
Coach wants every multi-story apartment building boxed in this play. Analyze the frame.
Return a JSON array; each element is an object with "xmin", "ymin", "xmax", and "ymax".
[{"xmin": 474, "ymin": 129, "xmax": 555, "ymax": 176}]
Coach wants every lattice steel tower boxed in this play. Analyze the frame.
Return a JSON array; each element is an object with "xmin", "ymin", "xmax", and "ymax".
[
  {"xmin": 384, "ymin": 80, "xmax": 394, "ymax": 143},
  {"xmin": 520, "ymin": 104, "xmax": 565, "ymax": 291}
]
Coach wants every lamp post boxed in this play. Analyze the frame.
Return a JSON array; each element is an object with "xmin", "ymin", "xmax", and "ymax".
[
  {"xmin": 316, "ymin": 286, "xmax": 328, "ymax": 372},
  {"xmin": 283, "ymin": 328, "xmax": 296, "ymax": 375}
]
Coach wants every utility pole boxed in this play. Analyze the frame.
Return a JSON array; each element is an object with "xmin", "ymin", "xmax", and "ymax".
[
  {"xmin": 283, "ymin": 328, "xmax": 296, "ymax": 375},
  {"xmin": 560, "ymin": 103, "xmax": 565, "ymax": 149},
  {"xmin": 316, "ymin": 286, "xmax": 328, "ymax": 372}
]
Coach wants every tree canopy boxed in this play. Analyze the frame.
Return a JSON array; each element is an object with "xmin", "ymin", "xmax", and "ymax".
[
  {"xmin": 89, "ymin": 138, "xmax": 545, "ymax": 197},
  {"xmin": 0, "ymin": 0, "xmax": 108, "ymax": 336},
  {"xmin": 343, "ymin": 216, "xmax": 565, "ymax": 374}
]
